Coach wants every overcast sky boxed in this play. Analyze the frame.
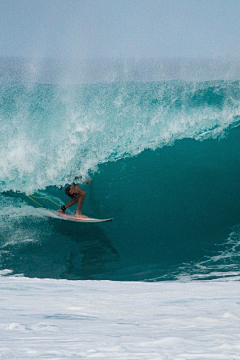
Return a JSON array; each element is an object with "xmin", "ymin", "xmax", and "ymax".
[{"xmin": 1, "ymin": 0, "xmax": 240, "ymax": 59}]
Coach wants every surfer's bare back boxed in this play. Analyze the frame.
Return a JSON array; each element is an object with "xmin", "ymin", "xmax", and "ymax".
[{"xmin": 57, "ymin": 180, "xmax": 92, "ymax": 218}]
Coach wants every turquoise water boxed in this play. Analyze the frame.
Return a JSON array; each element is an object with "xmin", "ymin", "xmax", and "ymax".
[{"xmin": 1, "ymin": 75, "xmax": 240, "ymax": 281}]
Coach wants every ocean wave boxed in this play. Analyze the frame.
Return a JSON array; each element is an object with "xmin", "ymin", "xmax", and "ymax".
[{"xmin": 1, "ymin": 80, "xmax": 240, "ymax": 193}]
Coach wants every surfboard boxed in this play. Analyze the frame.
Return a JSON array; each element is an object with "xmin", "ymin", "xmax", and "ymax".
[{"xmin": 50, "ymin": 211, "xmax": 113, "ymax": 223}]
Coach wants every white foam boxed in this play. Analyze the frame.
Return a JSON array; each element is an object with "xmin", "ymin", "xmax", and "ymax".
[
  {"xmin": 1, "ymin": 80, "xmax": 240, "ymax": 193},
  {"xmin": 0, "ymin": 276, "xmax": 240, "ymax": 359}
]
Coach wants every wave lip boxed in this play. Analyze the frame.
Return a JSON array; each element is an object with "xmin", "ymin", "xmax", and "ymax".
[{"xmin": 1, "ymin": 80, "xmax": 240, "ymax": 193}]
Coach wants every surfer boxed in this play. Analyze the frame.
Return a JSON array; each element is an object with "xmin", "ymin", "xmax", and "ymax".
[{"xmin": 57, "ymin": 180, "xmax": 92, "ymax": 218}]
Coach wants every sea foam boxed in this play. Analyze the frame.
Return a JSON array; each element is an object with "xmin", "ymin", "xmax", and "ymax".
[{"xmin": 1, "ymin": 276, "xmax": 240, "ymax": 359}]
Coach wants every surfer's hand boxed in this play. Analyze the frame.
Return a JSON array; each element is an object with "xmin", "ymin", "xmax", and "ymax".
[{"xmin": 85, "ymin": 179, "xmax": 92, "ymax": 184}]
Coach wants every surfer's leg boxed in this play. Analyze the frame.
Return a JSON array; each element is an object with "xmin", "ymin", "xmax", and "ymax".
[
  {"xmin": 65, "ymin": 185, "xmax": 75, "ymax": 199},
  {"xmin": 75, "ymin": 189, "xmax": 87, "ymax": 217}
]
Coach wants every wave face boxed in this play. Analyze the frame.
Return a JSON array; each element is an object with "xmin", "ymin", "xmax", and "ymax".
[{"xmin": 1, "ymin": 74, "xmax": 240, "ymax": 281}]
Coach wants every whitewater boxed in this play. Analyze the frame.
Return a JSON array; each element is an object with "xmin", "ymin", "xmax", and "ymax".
[
  {"xmin": 1, "ymin": 275, "xmax": 240, "ymax": 359},
  {"xmin": 1, "ymin": 58, "xmax": 240, "ymax": 358}
]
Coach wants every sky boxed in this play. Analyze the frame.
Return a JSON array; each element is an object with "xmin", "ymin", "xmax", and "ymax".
[{"xmin": 1, "ymin": 0, "xmax": 240, "ymax": 59}]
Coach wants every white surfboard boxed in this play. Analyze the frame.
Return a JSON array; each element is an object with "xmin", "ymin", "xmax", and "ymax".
[{"xmin": 50, "ymin": 211, "xmax": 113, "ymax": 223}]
